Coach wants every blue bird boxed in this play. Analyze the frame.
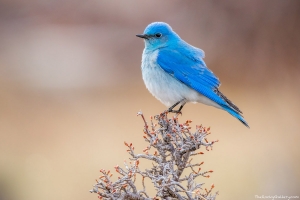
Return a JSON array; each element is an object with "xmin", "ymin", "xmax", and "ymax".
[{"xmin": 136, "ymin": 22, "xmax": 249, "ymax": 127}]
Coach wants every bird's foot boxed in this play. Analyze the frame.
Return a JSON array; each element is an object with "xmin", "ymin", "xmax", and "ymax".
[
  {"xmin": 167, "ymin": 109, "xmax": 182, "ymax": 115},
  {"xmin": 165, "ymin": 100, "xmax": 186, "ymax": 115}
]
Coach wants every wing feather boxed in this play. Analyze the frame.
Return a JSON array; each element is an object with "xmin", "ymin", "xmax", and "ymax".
[{"xmin": 157, "ymin": 47, "xmax": 242, "ymax": 114}]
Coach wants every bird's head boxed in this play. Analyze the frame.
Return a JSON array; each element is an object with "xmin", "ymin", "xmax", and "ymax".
[{"xmin": 136, "ymin": 22, "xmax": 180, "ymax": 51}]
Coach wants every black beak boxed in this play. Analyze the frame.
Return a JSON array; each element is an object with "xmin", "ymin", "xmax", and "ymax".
[{"xmin": 136, "ymin": 34, "xmax": 150, "ymax": 39}]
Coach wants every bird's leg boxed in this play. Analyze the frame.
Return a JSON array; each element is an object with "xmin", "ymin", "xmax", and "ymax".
[
  {"xmin": 168, "ymin": 99, "xmax": 186, "ymax": 113},
  {"xmin": 178, "ymin": 102, "xmax": 186, "ymax": 112},
  {"xmin": 167, "ymin": 101, "xmax": 181, "ymax": 112}
]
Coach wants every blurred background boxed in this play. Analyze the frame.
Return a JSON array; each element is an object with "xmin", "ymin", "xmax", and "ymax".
[{"xmin": 0, "ymin": 0, "xmax": 299, "ymax": 199}]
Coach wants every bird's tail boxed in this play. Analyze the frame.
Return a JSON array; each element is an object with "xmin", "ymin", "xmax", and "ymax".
[{"xmin": 223, "ymin": 106, "xmax": 249, "ymax": 128}]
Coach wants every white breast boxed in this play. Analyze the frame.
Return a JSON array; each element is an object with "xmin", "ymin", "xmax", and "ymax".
[{"xmin": 141, "ymin": 49, "xmax": 220, "ymax": 109}]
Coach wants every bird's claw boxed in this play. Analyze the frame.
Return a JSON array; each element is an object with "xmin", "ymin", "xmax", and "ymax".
[{"xmin": 168, "ymin": 109, "xmax": 182, "ymax": 115}]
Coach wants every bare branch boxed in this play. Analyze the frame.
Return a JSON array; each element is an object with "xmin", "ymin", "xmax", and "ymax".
[{"xmin": 91, "ymin": 111, "xmax": 218, "ymax": 200}]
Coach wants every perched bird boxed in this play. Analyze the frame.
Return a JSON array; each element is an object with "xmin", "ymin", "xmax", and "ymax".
[{"xmin": 136, "ymin": 22, "xmax": 249, "ymax": 127}]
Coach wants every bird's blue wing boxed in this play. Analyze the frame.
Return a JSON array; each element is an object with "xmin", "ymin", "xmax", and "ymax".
[
  {"xmin": 157, "ymin": 47, "xmax": 227, "ymax": 106},
  {"xmin": 157, "ymin": 47, "xmax": 220, "ymax": 89},
  {"xmin": 157, "ymin": 45, "xmax": 249, "ymax": 127},
  {"xmin": 157, "ymin": 47, "xmax": 249, "ymax": 127}
]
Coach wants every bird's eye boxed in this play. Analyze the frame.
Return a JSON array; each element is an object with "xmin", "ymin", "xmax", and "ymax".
[{"xmin": 155, "ymin": 33, "xmax": 162, "ymax": 38}]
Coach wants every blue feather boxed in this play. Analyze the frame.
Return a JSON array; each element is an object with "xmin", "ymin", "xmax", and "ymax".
[
  {"xmin": 157, "ymin": 47, "xmax": 248, "ymax": 127},
  {"xmin": 138, "ymin": 22, "xmax": 249, "ymax": 127}
]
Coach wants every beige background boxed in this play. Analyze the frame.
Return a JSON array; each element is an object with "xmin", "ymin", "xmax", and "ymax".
[{"xmin": 0, "ymin": 1, "xmax": 299, "ymax": 200}]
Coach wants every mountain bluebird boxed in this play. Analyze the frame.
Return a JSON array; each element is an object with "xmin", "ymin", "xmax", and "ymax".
[{"xmin": 136, "ymin": 22, "xmax": 249, "ymax": 127}]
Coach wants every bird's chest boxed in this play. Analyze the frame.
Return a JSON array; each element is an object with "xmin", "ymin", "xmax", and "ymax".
[
  {"xmin": 141, "ymin": 50, "xmax": 167, "ymax": 92},
  {"xmin": 141, "ymin": 50, "xmax": 187, "ymax": 106}
]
